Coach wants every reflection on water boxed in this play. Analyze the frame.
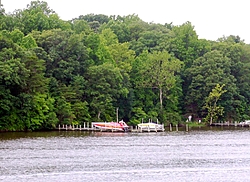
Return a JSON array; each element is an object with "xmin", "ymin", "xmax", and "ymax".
[{"xmin": 1, "ymin": 127, "xmax": 250, "ymax": 182}]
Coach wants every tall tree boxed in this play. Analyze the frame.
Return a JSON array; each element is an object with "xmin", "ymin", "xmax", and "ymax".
[
  {"xmin": 186, "ymin": 50, "xmax": 238, "ymax": 119},
  {"xmin": 204, "ymin": 84, "xmax": 227, "ymax": 125},
  {"xmin": 86, "ymin": 63, "xmax": 127, "ymax": 121},
  {"xmin": 137, "ymin": 50, "xmax": 182, "ymax": 121}
]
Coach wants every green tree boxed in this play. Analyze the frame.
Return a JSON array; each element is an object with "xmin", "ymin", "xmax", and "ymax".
[
  {"xmin": 204, "ymin": 84, "xmax": 227, "ymax": 125},
  {"xmin": 71, "ymin": 19, "xmax": 91, "ymax": 34},
  {"xmin": 11, "ymin": 1, "xmax": 70, "ymax": 34},
  {"xmin": 34, "ymin": 29, "xmax": 90, "ymax": 85},
  {"xmin": 55, "ymin": 96, "xmax": 75, "ymax": 124},
  {"xmin": 72, "ymin": 101, "xmax": 91, "ymax": 125},
  {"xmin": 86, "ymin": 63, "xmax": 127, "ymax": 121},
  {"xmin": 137, "ymin": 50, "xmax": 182, "ymax": 121},
  {"xmin": 186, "ymin": 50, "xmax": 237, "ymax": 119}
]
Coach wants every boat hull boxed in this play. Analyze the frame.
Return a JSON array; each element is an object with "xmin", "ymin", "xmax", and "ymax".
[{"xmin": 93, "ymin": 122, "xmax": 128, "ymax": 131}]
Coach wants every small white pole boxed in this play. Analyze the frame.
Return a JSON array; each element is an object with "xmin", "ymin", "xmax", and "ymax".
[{"xmin": 116, "ymin": 107, "xmax": 119, "ymax": 122}]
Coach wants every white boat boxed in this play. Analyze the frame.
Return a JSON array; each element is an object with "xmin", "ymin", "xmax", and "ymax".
[
  {"xmin": 137, "ymin": 122, "xmax": 164, "ymax": 132},
  {"xmin": 92, "ymin": 120, "xmax": 129, "ymax": 132}
]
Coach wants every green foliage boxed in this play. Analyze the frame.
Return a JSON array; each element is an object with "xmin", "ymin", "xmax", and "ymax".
[
  {"xmin": 86, "ymin": 62, "xmax": 127, "ymax": 121},
  {"xmin": 72, "ymin": 101, "xmax": 91, "ymax": 124},
  {"xmin": 55, "ymin": 96, "xmax": 75, "ymax": 125},
  {"xmin": 29, "ymin": 94, "xmax": 58, "ymax": 130},
  {"xmin": 186, "ymin": 50, "xmax": 237, "ymax": 118},
  {"xmin": 137, "ymin": 50, "xmax": 182, "ymax": 112},
  {"xmin": 72, "ymin": 20, "xmax": 91, "ymax": 34},
  {"xmin": 1, "ymin": 1, "xmax": 250, "ymax": 131},
  {"xmin": 129, "ymin": 107, "xmax": 147, "ymax": 126},
  {"xmin": 204, "ymin": 84, "xmax": 227, "ymax": 124}
]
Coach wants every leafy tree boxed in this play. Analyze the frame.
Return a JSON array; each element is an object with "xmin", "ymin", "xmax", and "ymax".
[
  {"xmin": 34, "ymin": 29, "xmax": 90, "ymax": 85},
  {"xmin": 21, "ymin": 50, "xmax": 48, "ymax": 94},
  {"xmin": 204, "ymin": 84, "xmax": 227, "ymax": 125},
  {"xmin": 72, "ymin": 101, "xmax": 91, "ymax": 125},
  {"xmin": 11, "ymin": 1, "xmax": 70, "ymax": 34},
  {"xmin": 21, "ymin": 34, "xmax": 38, "ymax": 49},
  {"xmin": 136, "ymin": 50, "xmax": 182, "ymax": 122},
  {"xmin": 55, "ymin": 96, "xmax": 75, "ymax": 124},
  {"xmin": 186, "ymin": 50, "xmax": 237, "ymax": 119},
  {"xmin": 10, "ymin": 29, "xmax": 24, "ymax": 45},
  {"xmin": 0, "ymin": 86, "xmax": 18, "ymax": 130},
  {"xmin": 27, "ymin": 94, "xmax": 58, "ymax": 130},
  {"xmin": 211, "ymin": 39, "xmax": 249, "ymax": 120},
  {"xmin": 71, "ymin": 19, "xmax": 91, "ymax": 34},
  {"xmin": 129, "ymin": 107, "xmax": 147, "ymax": 126},
  {"xmin": 100, "ymin": 17, "xmax": 130, "ymax": 43},
  {"xmin": 86, "ymin": 63, "xmax": 127, "ymax": 121},
  {"xmin": 77, "ymin": 14, "xmax": 111, "ymax": 25}
]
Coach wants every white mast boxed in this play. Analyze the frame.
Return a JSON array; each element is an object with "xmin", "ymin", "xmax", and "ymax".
[{"xmin": 116, "ymin": 107, "xmax": 119, "ymax": 122}]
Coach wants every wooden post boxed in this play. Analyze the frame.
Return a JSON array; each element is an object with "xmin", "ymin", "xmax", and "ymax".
[
  {"xmin": 186, "ymin": 124, "xmax": 188, "ymax": 132},
  {"xmin": 169, "ymin": 124, "xmax": 172, "ymax": 132},
  {"xmin": 66, "ymin": 125, "xmax": 67, "ymax": 130},
  {"xmin": 80, "ymin": 125, "xmax": 81, "ymax": 130},
  {"xmin": 59, "ymin": 124, "xmax": 60, "ymax": 130},
  {"xmin": 176, "ymin": 124, "xmax": 178, "ymax": 131}
]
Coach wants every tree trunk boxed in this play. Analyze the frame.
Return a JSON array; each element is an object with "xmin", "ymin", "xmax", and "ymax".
[
  {"xmin": 159, "ymin": 88, "xmax": 163, "ymax": 110},
  {"xmin": 97, "ymin": 111, "xmax": 101, "ymax": 120},
  {"xmin": 210, "ymin": 116, "xmax": 213, "ymax": 125}
]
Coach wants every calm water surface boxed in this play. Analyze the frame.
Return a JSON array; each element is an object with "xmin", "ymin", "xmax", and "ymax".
[{"xmin": 1, "ymin": 128, "xmax": 250, "ymax": 182}]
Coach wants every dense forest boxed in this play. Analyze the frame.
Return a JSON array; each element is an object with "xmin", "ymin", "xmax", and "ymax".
[{"xmin": 0, "ymin": 1, "xmax": 250, "ymax": 131}]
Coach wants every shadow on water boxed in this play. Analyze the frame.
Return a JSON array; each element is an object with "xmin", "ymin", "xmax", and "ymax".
[
  {"xmin": 1, "ymin": 125, "xmax": 249, "ymax": 140},
  {"xmin": 0, "ymin": 131, "xmax": 92, "ymax": 140}
]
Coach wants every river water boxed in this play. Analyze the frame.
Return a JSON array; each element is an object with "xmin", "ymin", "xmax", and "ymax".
[{"xmin": 1, "ymin": 127, "xmax": 250, "ymax": 182}]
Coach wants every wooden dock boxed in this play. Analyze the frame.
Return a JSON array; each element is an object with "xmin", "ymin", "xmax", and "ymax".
[
  {"xmin": 57, "ymin": 122, "xmax": 250, "ymax": 133},
  {"xmin": 211, "ymin": 122, "xmax": 250, "ymax": 127},
  {"xmin": 57, "ymin": 123, "xmax": 165, "ymax": 132}
]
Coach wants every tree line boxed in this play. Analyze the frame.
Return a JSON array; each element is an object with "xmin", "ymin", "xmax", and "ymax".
[{"xmin": 0, "ymin": 1, "xmax": 250, "ymax": 131}]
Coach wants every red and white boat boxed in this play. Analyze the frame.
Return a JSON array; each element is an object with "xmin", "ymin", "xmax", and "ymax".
[{"xmin": 92, "ymin": 120, "xmax": 129, "ymax": 131}]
